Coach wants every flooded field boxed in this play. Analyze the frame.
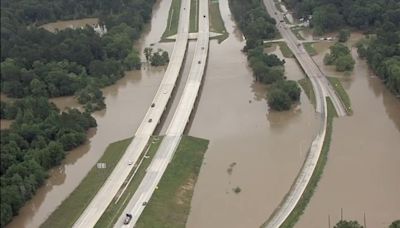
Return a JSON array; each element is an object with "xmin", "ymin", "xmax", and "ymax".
[
  {"xmin": 297, "ymin": 34, "xmax": 400, "ymax": 227},
  {"xmin": 6, "ymin": 0, "xmax": 174, "ymax": 227},
  {"xmin": 39, "ymin": 18, "xmax": 99, "ymax": 32},
  {"xmin": 186, "ymin": 0, "xmax": 319, "ymax": 227}
]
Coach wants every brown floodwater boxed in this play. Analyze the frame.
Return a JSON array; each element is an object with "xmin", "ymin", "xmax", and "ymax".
[
  {"xmin": 297, "ymin": 34, "xmax": 400, "ymax": 227},
  {"xmin": 39, "ymin": 18, "xmax": 99, "ymax": 32},
  {"xmin": 186, "ymin": 0, "xmax": 319, "ymax": 227},
  {"xmin": 6, "ymin": 0, "xmax": 174, "ymax": 227}
]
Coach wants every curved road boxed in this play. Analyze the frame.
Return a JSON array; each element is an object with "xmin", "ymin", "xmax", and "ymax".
[
  {"xmin": 114, "ymin": 0, "xmax": 210, "ymax": 227},
  {"xmin": 72, "ymin": 0, "xmax": 191, "ymax": 226},
  {"xmin": 262, "ymin": 0, "xmax": 346, "ymax": 227}
]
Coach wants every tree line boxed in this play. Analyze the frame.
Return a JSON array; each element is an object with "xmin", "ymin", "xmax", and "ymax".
[
  {"xmin": 283, "ymin": 0, "xmax": 400, "ymax": 96},
  {"xmin": 0, "ymin": 0, "xmax": 156, "ymax": 226},
  {"xmin": 229, "ymin": 0, "xmax": 301, "ymax": 111},
  {"xmin": 0, "ymin": 97, "xmax": 96, "ymax": 227}
]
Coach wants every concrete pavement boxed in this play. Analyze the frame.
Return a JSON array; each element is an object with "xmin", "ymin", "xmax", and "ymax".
[
  {"xmin": 72, "ymin": 0, "xmax": 191, "ymax": 227},
  {"xmin": 114, "ymin": 0, "xmax": 209, "ymax": 226}
]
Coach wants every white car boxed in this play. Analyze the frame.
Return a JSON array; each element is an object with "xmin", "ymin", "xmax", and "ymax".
[{"xmin": 128, "ymin": 160, "xmax": 133, "ymax": 165}]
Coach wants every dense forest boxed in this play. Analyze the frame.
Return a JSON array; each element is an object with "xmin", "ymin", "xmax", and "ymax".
[
  {"xmin": 283, "ymin": 0, "xmax": 400, "ymax": 96},
  {"xmin": 0, "ymin": 0, "xmax": 155, "ymax": 226},
  {"xmin": 229, "ymin": 0, "xmax": 301, "ymax": 110}
]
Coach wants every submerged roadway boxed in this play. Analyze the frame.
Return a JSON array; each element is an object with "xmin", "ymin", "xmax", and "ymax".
[
  {"xmin": 114, "ymin": 0, "xmax": 210, "ymax": 226},
  {"xmin": 262, "ymin": 0, "xmax": 347, "ymax": 227},
  {"xmin": 72, "ymin": 0, "xmax": 191, "ymax": 226}
]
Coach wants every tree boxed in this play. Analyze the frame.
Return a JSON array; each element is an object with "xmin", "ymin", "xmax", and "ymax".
[
  {"xmin": 30, "ymin": 79, "xmax": 48, "ymax": 97},
  {"xmin": 334, "ymin": 220, "xmax": 363, "ymax": 228},
  {"xmin": 338, "ymin": 29, "xmax": 350, "ymax": 42},
  {"xmin": 267, "ymin": 88, "xmax": 291, "ymax": 111},
  {"xmin": 144, "ymin": 47, "xmax": 153, "ymax": 62},
  {"xmin": 389, "ymin": 220, "xmax": 400, "ymax": 228}
]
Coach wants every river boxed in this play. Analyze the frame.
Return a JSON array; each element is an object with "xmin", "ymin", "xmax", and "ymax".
[
  {"xmin": 297, "ymin": 34, "xmax": 400, "ymax": 227},
  {"xmin": 186, "ymin": 0, "xmax": 319, "ymax": 227},
  {"xmin": 6, "ymin": 0, "xmax": 174, "ymax": 227}
]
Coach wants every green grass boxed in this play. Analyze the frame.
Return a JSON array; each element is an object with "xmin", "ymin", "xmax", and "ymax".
[
  {"xmin": 327, "ymin": 77, "xmax": 353, "ymax": 115},
  {"xmin": 276, "ymin": 42, "xmax": 294, "ymax": 58},
  {"xmin": 209, "ymin": 0, "xmax": 229, "ymax": 42},
  {"xmin": 291, "ymin": 27, "xmax": 305, "ymax": 40},
  {"xmin": 95, "ymin": 136, "xmax": 163, "ymax": 228},
  {"xmin": 298, "ymin": 78, "xmax": 316, "ymax": 107},
  {"xmin": 189, "ymin": 0, "xmax": 198, "ymax": 33},
  {"xmin": 135, "ymin": 136, "xmax": 209, "ymax": 228},
  {"xmin": 162, "ymin": 0, "xmax": 182, "ymax": 40},
  {"xmin": 303, "ymin": 42, "xmax": 317, "ymax": 56},
  {"xmin": 275, "ymin": 97, "xmax": 337, "ymax": 228},
  {"xmin": 40, "ymin": 138, "xmax": 133, "ymax": 228}
]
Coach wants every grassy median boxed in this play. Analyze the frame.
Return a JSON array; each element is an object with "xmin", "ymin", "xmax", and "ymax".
[
  {"xmin": 298, "ymin": 78, "xmax": 316, "ymax": 107},
  {"xmin": 277, "ymin": 98, "xmax": 337, "ymax": 228},
  {"xmin": 135, "ymin": 136, "xmax": 209, "ymax": 228},
  {"xmin": 327, "ymin": 77, "xmax": 353, "ymax": 115},
  {"xmin": 209, "ymin": 0, "xmax": 228, "ymax": 42},
  {"xmin": 40, "ymin": 138, "xmax": 133, "ymax": 228},
  {"xmin": 277, "ymin": 42, "xmax": 294, "ymax": 58},
  {"xmin": 95, "ymin": 136, "xmax": 163, "ymax": 228},
  {"xmin": 189, "ymin": 0, "xmax": 199, "ymax": 33},
  {"xmin": 162, "ymin": 0, "xmax": 182, "ymax": 40}
]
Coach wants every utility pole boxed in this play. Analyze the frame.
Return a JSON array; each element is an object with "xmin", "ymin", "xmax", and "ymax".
[
  {"xmin": 363, "ymin": 212, "xmax": 367, "ymax": 228},
  {"xmin": 328, "ymin": 214, "xmax": 331, "ymax": 228},
  {"xmin": 340, "ymin": 208, "xmax": 343, "ymax": 220}
]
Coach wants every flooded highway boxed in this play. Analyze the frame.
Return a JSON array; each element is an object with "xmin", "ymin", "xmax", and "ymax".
[
  {"xmin": 297, "ymin": 34, "xmax": 400, "ymax": 228},
  {"xmin": 186, "ymin": 0, "xmax": 319, "ymax": 227},
  {"xmin": 5, "ymin": 2, "xmax": 399, "ymax": 228},
  {"xmin": 6, "ymin": 0, "xmax": 175, "ymax": 227}
]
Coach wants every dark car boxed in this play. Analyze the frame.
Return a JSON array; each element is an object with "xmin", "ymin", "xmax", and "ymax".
[{"xmin": 124, "ymin": 213, "xmax": 132, "ymax": 224}]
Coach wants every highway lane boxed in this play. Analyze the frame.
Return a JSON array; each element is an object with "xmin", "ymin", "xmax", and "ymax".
[
  {"xmin": 114, "ymin": 0, "xmax": 210, "ymax": 226},
  {"xmin": 72, "ymin": 0, "xmax": 191, "ymax": 227}
]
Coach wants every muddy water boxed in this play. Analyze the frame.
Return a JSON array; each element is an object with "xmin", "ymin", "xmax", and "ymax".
[
  {"xmin": 6, "ymin": 0, "xmax": 174, "ymax": 227},
  {"xmin": 297, "ymin": 34, "xmax": 400, "ymax": 227},
  {"xmin": 186, "ymin": 0, "xmax": 319, "ymax": 227},
  {"xmin": 39, "ymin": 18, "xmax": 99, "ymax": 32}
]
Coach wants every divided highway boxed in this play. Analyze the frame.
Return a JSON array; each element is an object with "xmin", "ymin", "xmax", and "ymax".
[
  {"xmin": 262, "ymin": 0, "xmax": 346, "ymax": 227},
  {"xmin": 114, "ymin": 0, "xmax": 210, "ymax": 226},
  {"xmin": 72, "ymin": 0, "xmax": 191, "ymax": 226}
]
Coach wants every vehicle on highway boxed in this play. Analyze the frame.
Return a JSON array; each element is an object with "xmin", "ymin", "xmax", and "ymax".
[
  {"xmin": 128, "ymin": 160, "xmax": 133, "ymax": 165},
  {"xmin": 142, "ymin": 201, "xmax": 147, "ymax": 206},
  {"xmin": 123, "ymin": 213, "xmax": 132, "ymax": 224}
]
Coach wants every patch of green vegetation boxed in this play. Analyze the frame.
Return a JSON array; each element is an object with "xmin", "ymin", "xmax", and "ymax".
[
  {"xmin": 303, "ymin": 42, "xmax": 317, "ymax": 56},
  {"xmin": 274, "ymin": 2, "xmax": 283, "ymax": 12},
  {"xmin": 276, "ymin": 42, "xmax": 294, "ymax": 58},
  {"xmin": 327, "ymin": 77, "xmax": 353, "ymax": 115},
  {"xmin": 162, "ymin": 0, "xmax": 182, "ymax": 40},
  {"xmin": 298, "ymin": 78, "xmax": 316, "ymax": 107},
  {"xmin": 291, "ymin": 27, "xmax": 305, "ymax": 40},
  {"xmin": 135, "ymin": 136, "xmax": 209, "ymax": 228},
  {"xmin": 41, "ymin": 138, "xmax": 132, "ymax": 228},
  {"xmin": 189, "ymin": 0, "xmax": 198, "ymax": 33},
  {"xmin": 209, "ymin": 0, "xmax": 229, "ymax": 43},
  {"xmin": 274, "ymin": 97, "xmax": 337, "ymax": 228},
  {"xmin": 95, "ymin": 136, "xmax": 163, "ymax": 228}
]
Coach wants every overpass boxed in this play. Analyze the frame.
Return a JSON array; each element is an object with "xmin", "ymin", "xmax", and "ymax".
[
  {"xmin": 262, "ymin": 0, "xmax": 346, "ymax": 227},
  {"xmin": 72, "ymin": 0, "xmax": 191, "ymax": 226},
  {"xmin": 114, "ymin": 0, "xmax": 210, "ymax": 226}
]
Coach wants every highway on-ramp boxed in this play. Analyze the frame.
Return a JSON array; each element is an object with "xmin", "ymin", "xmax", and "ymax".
[
  {"xmin": 72, "ymin": 0, "xmax": 191, "ymax": 227},
  {"xmin": 114, "ymin": 0, "xmax": 209, "ymax": 226}
]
